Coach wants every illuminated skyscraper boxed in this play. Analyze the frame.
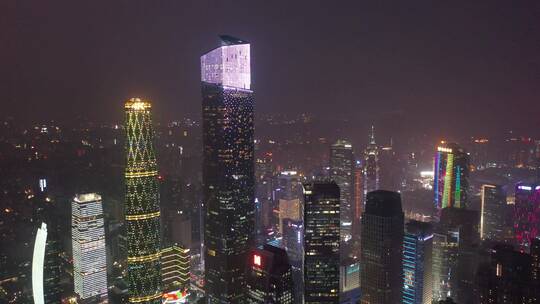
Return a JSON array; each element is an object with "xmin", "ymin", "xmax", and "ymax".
[
  {"xmin": 433, "ymin": 143, "xmax": 469, "ymax": 211},
  {"xmin": 480, "ymin": 184, "xmax": 507, "ymax": 241},
  {"xmin": 201, "ymin": 35, "xmax": 255, "ymax": 303},
  {"xmin": 360, "ymin": 190, "xmax": 404, "ymax": 304},
  {"xmin": 32, "ymin": 223, "xmax": 47, "ymax": 304},
  {"xmin": 124, "ymin": 98, "xmax": 162, "ymax": 303},
  {"xmin": 72, "ymin": 193, "xmax": 108, "ymax": 303},
  {"xmin": 364, "ymin": 126, "xmax": 379, "ymax": 196},
  {"xmin": 303, "ymin": 182, "xmax": 340, "ymax": 304},
  {"xmin": 402, "ymin": 221, "xmax": 433, "ymax": 304},
  {"xmin": 246, "ymin": 245, "xmax": 294, "ymax": 304},
  {"xmin": 330, "ymin": 139, "xmax": 354, "ymax": 242},
  {"xmin": 514, "ymin": 183, "xmax": 540, "ymax": 251},
  {"xmin": 161, "ymin": 245, "xmax": 190, "ymax": 292}
]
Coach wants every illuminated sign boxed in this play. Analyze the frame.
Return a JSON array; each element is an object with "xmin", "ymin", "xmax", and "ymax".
[
  {"xmin": 253, "ymin": 254, "xmax": 262, "ymax": 266},
  {"xmin": 518, "ymin": 185, "xmax": 533, "ymax": 191},
  {"xmin": 437, "ymin": 146, "xmax": 453, "ymax": 153},
  {"xmin": 162, "ymin": 289, "xmax": 189, "ymax": 303}
]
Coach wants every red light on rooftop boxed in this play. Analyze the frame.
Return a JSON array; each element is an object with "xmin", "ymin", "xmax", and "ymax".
[{"xmin": 254, "ymin": 254, "xmax": 261, "ymax": 266}]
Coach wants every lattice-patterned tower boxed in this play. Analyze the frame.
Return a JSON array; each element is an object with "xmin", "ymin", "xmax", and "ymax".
[{"xmin": 124, "ymin": 98, "xmax": 162, "ymax": 303}]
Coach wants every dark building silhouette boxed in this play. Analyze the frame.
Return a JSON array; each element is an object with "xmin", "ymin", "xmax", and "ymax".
[
  {"xmin": 480, "ymin": 184, "xmax": 511, "ymax": 242},
  {"xmin": 303, "ymin": 182, "xmax": 340, "ymax": 304},
  {"xmin": 360, "ymin": 190, "xmax": 404, "ymax": 304},
  {"xmin": 477, "ymin": 244, "xmax": 539, "ymax": 303},
  {"xmin": 201, "ymin": 35, "xmax": 255, "ymax": 303},
  {"xmin": 246, "ymin": 244, "xmax": 294, "ymax": 304}
]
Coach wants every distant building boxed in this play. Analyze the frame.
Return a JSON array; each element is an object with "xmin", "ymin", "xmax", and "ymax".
[
  {"xmin": 432, "ymin": 208, "xmax": 480, "ymax": 303},
  {"xmin": 340, "ymin": 260, "xmax": 361, "ymax": 304},
  {"xmin": 246, "ymin": 244, "xmax": 294, "ymax": 304},
  {"xmin": 403, "ymin": 221, "xmax": 433, "ymax": 304},
  {"xmin": 433, "ymin": 143, "xmax": 469, "ymax": 211},
  {"xmin": 282, "ymin": 218, "xmax": 304, "ymax": 303},
  {"xmin": 161, "ymin": 245, "xmax": 190, "ymax": 292},
  {"xmin": 71, "ymin": 193, "xmax": 108, "ymax": 303},
  {"xmin": 476, "ymin": 244, "xmax": 539, "ymax": 303},
  {"xmin": 330, "ymin": 140, "xmax": 355, "ymax": 242},
  {"xmin": 480, "ymin": 184, "xmax": 507, "ymax": 241},
  {"xmin": 303, "ymin": 182, "xmax": 340, "ymax": 304},
  {"xmin": 360, "ymin": 190, "xmax": 404, "ymax": 304},
  {"xmin": 514, "ymin": 183, "xmax": 540, "ymax": 251},
  {"xmin": 202, "ymin": 35, "xmax": 255, "ymax": 303},
  {"xmin": 364, "ymin": 126, "xmax": 380, "ymax": 196}
]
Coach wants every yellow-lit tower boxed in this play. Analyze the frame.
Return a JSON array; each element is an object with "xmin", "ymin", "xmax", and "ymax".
[{"xmin": 124, "ymin": 98, "xmax": 162, "ymax": 303}]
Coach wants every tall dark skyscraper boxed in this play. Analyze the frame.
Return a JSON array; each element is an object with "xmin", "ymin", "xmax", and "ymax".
[
  {"xmin": 433, "ymin": 143, "xmax": 469, "ymax": 211},
  {"xmin": 403, "ymin": 221, "xmax": 433, "ymax": 304},
  {"xmin": 201, "ymin": 35, "xmax": 255, "ymax": 303},
  {"xmin": 360, "ymin": 190, "xmax": 404, "ymax": 304},
  {"xmin": 124, "ymin": 98, "xmax": 162, "ymax": 304},
  {"xmin": 330, "ymin": 140, "xmax": 354, "ymax": 242},
  {"xmin": 364, "ymin": 126, "xmax": 380, "ymax": 196},
  {"xmin": 246, "ymin": 244, "xmax": 294, "ymax": 304},
  {"xmin": 480, "ymin": 184, "xmax": 507, "ymax": 241},
  {"xmin": 303, "ymin": 182, "xmax": 340, "ymax": 304}
]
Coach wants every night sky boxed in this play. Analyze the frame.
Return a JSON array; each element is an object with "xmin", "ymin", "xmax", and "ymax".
[{"xmin": 1, "ymin": 1, "xmax": 539, "ymax": 135}]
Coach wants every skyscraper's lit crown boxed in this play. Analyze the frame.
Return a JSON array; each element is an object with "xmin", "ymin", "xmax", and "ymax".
[{"xmin": 201, "ymin": 35, "xmax": 251, "ymax": 90}]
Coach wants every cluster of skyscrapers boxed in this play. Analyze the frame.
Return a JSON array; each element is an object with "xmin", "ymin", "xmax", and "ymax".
[{"xmin": 24, "ymin": 35, "xmax": 540, "ymax": 304}]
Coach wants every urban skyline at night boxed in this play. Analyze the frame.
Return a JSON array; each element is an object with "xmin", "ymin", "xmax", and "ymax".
[{"xmin": 1, "ymin": 1, "xmax": 540, "ymax": 304}]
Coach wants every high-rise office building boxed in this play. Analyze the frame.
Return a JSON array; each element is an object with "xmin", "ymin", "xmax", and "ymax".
[
  {"xmin": 360, "ymin": 190, "xmax": 404, "ymax": 304},
  {"xmin": 403, "ymin": 221, "xmax": 433, "ymax": 304},
  {"xmin": 124, "ymin": 98, "xmax": 162, "ymax": 303},
  {"xmin": 364, "ymin": 126, "xmax": 380, "ymax": 196},
  {"xmin": 72, "ymin": 193, "xmax": 108, "ymax": 303},
  {"xmin": 282, "ymin": 218, "xmax": 304, "ymax": 304},
  {"xmin": 330, "ymin": 139, "xmax": 354, "ymax": 242},
  {"xmin": 246, "ymin": 244, "xmax": 294, "ymax": 304},
  {"xmin": 340, "ymin": 259, "xmax": 361, "ymax": 304},
  {"xmin": 432, "ymin": 208, "xmax": 480, "ymax": 303},
  {"xmin": 303, "ymin": 182, "xmax": 340, "ymax": 304},
  {"xmin": 276, "ymin": 171, "xmax": 303, "ymax": 235},
  {"xmin": 514, "ymin": 183, "xmax": 540, "ymax": 251},
  {"xmin": 480, "ymin": 184, "xmax": 507, "ymax": 241},
  {"xmin": 161, "ymin": 245, "xmax": 190, "ymax": 292},
  {"xmin": 202, "ymin": 35, "xmax": 255, "ymax": 303},
  {"xmin": 433, "ymin": 143, "xmax": 469, "ymax": 211}
]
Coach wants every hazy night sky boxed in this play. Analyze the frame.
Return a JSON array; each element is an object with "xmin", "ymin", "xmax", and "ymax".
[{"xmin": 1, "ymin": 1, "xmax": 539, "ymax": 135}]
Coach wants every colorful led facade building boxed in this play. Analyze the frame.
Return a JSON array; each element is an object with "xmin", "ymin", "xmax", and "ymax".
[
  {"xmin": 124, "ymin": 98, "xmax": 162, "ymax": 303},
  {"xmin": 72, "ymin": 193, "xmax": 108, "ymax": 303},
  {"xmin": 514, "ymin": 183, "xmax": 540, "ymax": 251},
  {"xmin": 330, "ymin": 139, "xmax": 355, "ymax": 242},
  {"xmin": 402, "ymin": 221, "xmax": 433, "ymax": 304},
  {"xmin": 32, "ymin": 223, "xmax": 48, "ymax": 304},
  {"xmin": 303, "ymin": 182, "xmax": 340, "ymax": 304},
  {"xmin": 202, "ymin": 35, "xmax": 255, "ymax": 303},
  {"xmin": 364, "ymin": 126, "xmax": 380, "ymax": 197},
  {"xmin": 480, "ymin": 184, "xmax": 507, "ymax": 241},
  {"xmin": 360, "ymin": 190, "xmax": 404, "ymax": 304},
  {"xmin": 433, "ymin": 143, "xmax": 469, "ymax": 211},
  {"xmin": 246, "ymin": 245, "xmax": 294, "ymax": 304}
]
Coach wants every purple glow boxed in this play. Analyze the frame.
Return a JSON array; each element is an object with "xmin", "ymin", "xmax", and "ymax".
[{"xmin": 201, "ymin": 44, "xmax": 251, "ymax": 90}]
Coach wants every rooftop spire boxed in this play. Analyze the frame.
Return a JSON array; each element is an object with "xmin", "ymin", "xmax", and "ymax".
[{"xmin": 370, "ymin": 125, "xmax": 376, "ymax": 145}]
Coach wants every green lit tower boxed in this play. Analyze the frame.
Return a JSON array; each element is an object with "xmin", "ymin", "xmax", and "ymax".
[{"xmin": 124, "ymin": 98, "xmax": 162, "ymax": 304}]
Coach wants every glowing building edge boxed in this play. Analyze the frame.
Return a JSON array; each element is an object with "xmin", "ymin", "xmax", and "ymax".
[{"xmin": 32, "ymin": 223, "xmax": 47, "ymax": 304}]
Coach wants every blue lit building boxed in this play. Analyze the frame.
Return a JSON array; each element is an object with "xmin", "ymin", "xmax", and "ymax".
[{"xmin": 402, "ymin": 221, "xmax": 433, "ymax": 304}]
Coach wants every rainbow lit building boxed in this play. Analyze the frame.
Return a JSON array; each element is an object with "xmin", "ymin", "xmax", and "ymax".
[
  {"xmin": 514, "ymin": 183, "xmax": 540, "ymax": 251},
  {"xmin": 433, "ymin": 143, "xmax": 469, "ymax": 212}
]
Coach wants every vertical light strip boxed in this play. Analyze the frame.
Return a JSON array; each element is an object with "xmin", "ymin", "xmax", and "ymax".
[
  {"xmin": 454, "ymin": 166, "xmax": 461, "ymax": 208},
  {"xmin": 442, "ymin": 153, "xmax": 454, "ymax": 208},
  {"xmin": 32, "ymin": 223, "xmax": 47, "ymax": 304}
]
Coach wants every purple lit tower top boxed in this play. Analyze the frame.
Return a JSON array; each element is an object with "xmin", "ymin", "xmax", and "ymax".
[{"xmin": 201, "ymin": 35, "xmax": 251, "ymax": 90}]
